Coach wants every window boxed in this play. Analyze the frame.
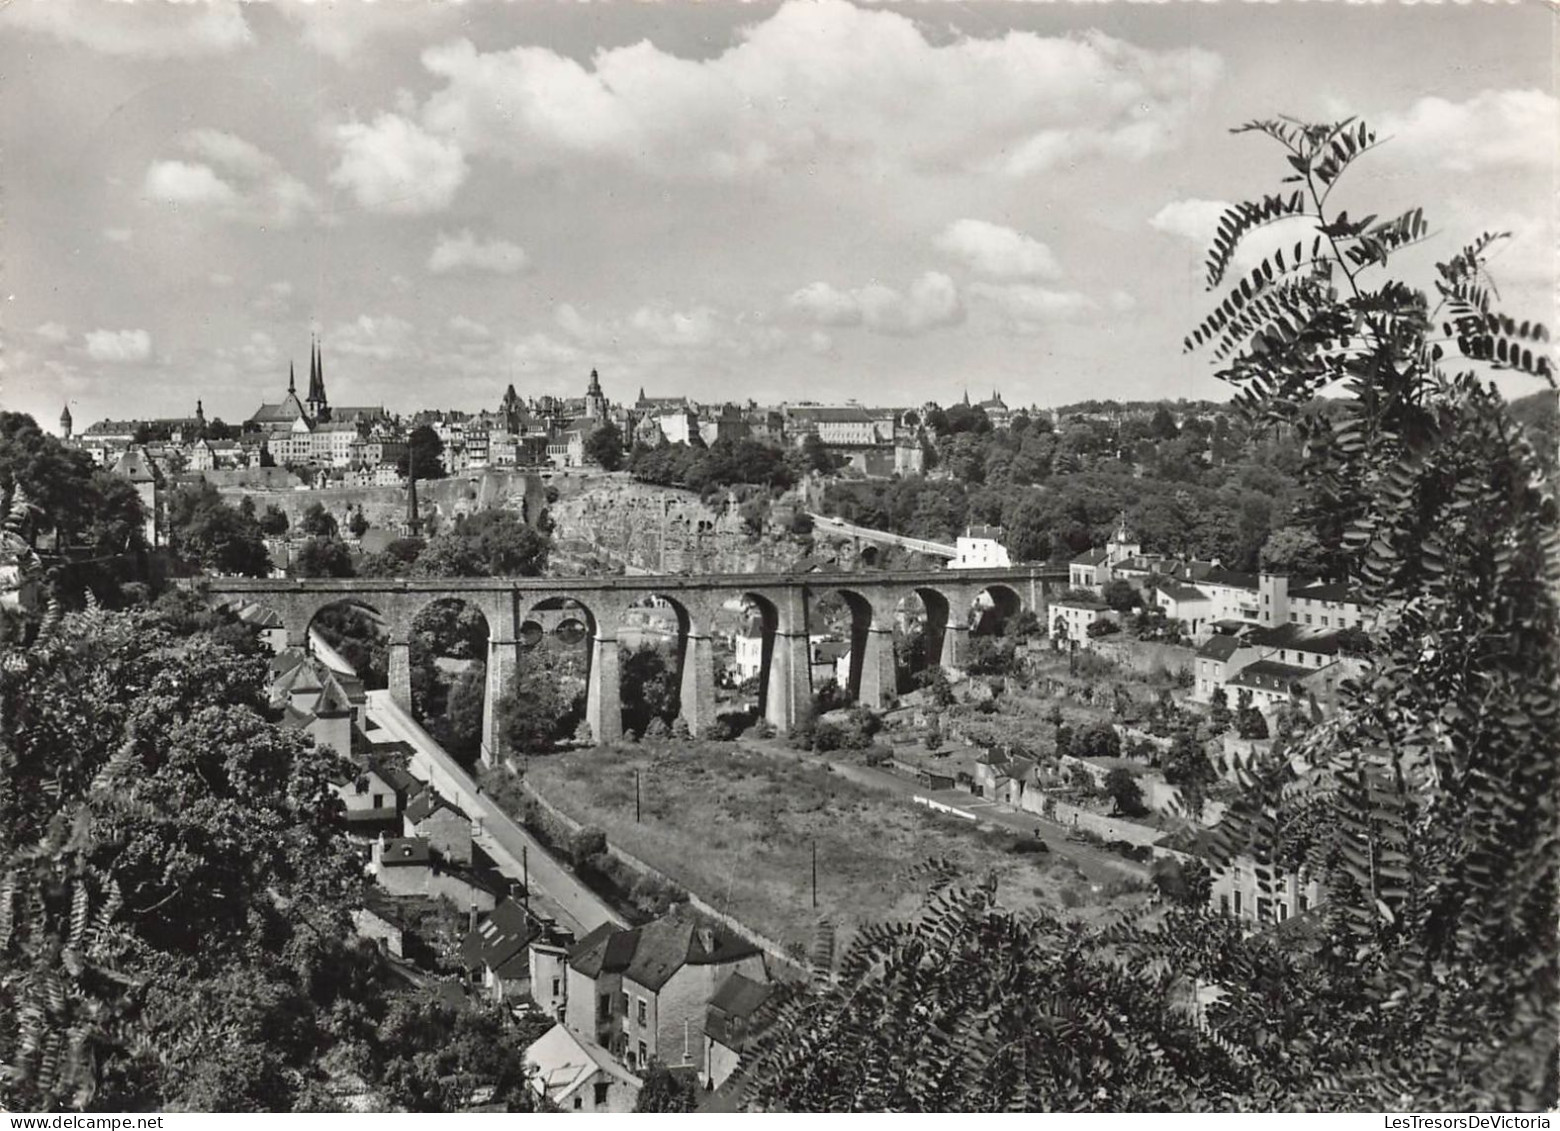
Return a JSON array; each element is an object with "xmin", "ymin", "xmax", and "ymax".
[
  {"xmin": 372, "ymin": 793, "xmax": 385, "ymax": 809},
  {"xmin": 638, "ymin": 1041, "xmax": 648, "ymax": 1065},
  {"xmin": 552, "ymin": 978, "xmax": 562, "ymax": 998},
  {"xmin": 1220, "ymin": 895, "xmax": 1230, "ymax": 915},
  {"xmin": 1279, "ymin": 904, "xmax": 1289, "ymax": 922},
  {"xmin": 637, "ymin": 998, "xmax": 647, "ymax": 1026},
  {"xmin": 1279, "ymin": 650, "xmax": 1287, "ymax": 662},
  {"xmin": 594, "ymin": 1082, "xmax": 610, "ymax": 1106},
  {"xmin": 1290, "ymin": 612, "xmax": 1298, "ymax": 622},
  {"xmin": 598, "ymin": 994, "xmax": 611, "ymax": 1022},
  {"xmin": 574, "ymin": 1097, "xmax": 583, "ymax": 1110},
  {"xmin": 1299, "ymin": 894, "xmax": 1310, "ymax": 913},
  {"xmin": 1305, "ymin": 614, "xmax": 1313, "ymax": 625},
  {"xmin": 1321, "ymin": 616, "xmax": 1330, "ymax": 627},
  {"xmin": 1233, "ymin": 890, "xmax": 1243, "ymax": 917}
]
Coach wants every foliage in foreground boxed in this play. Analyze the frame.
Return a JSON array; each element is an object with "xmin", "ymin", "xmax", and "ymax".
[{"xmin": 741, "ymin": 116, "xmax": 1558, "ymax": 1111}]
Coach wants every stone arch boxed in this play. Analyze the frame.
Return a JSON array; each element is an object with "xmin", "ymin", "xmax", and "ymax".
[
  {"xmin": 304, "ymin": 597, "xmax": 391, "ymax": 689},
  {"xmin": 891, "ymin": 585, "xmax": 956, "ymax": 690},
  {"xmin": 806, "ymin": 584, "xmax": 896, "ymax": 709},
  {"xmin": 520, "ymin": 595, "xmax": 617, "ymax": 745},
  {"xmin": 970, "ymin": 583, "xmax": 1025, "ymax": 636},
  {"xmin": 613, "ymin": 591, "xmax": 710, "ymax": 737},
  {"xmin": 405, "ymin": 596, "xmax": 494, "ymax": 765}
]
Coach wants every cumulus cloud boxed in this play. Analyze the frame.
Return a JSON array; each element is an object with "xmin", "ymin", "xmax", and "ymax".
[
  {"xmin": 143, "ymin": 161, "xmax": 239, "ymax": 208},
  {"xmin": 328, "ymin": 315, "xmax": 417, "ymax": 360},
  {"xmin": 969, "ymin": 283, "xmax": 1097, "ymax": 330},
  {"xmin": 83, "ymin": 329, "xmax": 152, "ymax": 363},
  {"xmin": 329, "ymin": 114, "xmax": 468, "ymax": 215},
  {"xmin": 631, "ymin": 306, "xmax": 722, "ymax": 349},
  {"xmin": 34, "ymin": 322, "xmax": 69, "ymax": 344},
  {"xmin": 935, "ymin": 219, "xmax": 1061, "ymax": 280},
  {"xmin": 790, "ymin": 272, "xmax": 964, "ymax": 337},
  {"xmin": 411, "ymin": 0, "xmax": 1219, "ymax": 181},
  {"xmin": 142, "ymin": 130, "xmax": 318, "ymax": 226},
  {"xmin": 428, "ymin": 229, "xmax": 529, "ymax": 274},
  {"xmin": 280, "ymin": 0, "xmax": 464, "ymax": 62},
  {"xmin": 1380, "ymin": 90, "xmax": 1558, "ymax": 172},
  {"xmin": 510, "ymin": 333, "xmax": 585, "ymax": 372},
  {"xmin": 0, "ymin": 0, "xmax": 252, "ymax": 58},
  {"xmin": 1148, "ymin": 198, "xmax": 1230, "ymax": 247}
]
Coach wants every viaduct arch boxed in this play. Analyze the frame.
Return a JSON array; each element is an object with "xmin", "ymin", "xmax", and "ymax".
[{"xmin": 191, "ymin": 566, "xmax": 1064, "ymax": 761}]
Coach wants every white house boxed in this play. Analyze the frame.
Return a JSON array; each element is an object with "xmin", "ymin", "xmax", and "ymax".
[
  {"xmin": 525, "ymin": 1023, "xmax": 642, "ymax": 1113},
  {"xmin": 951, "ymin": 525, "xmax": 1011, "ymax": 570}
]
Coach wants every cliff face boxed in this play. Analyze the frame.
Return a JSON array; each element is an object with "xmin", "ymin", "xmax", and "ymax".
[
  {"xmin": 547, "ymin": 477, "xmax": 817, "ymax": 574},
  {"xmin": 215, "ymin": 470, "xmax": 547, "ymax": 538}
]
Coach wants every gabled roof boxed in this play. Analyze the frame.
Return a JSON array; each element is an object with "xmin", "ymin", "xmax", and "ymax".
[
  {"xmin": 407, "ymin": 788, "xmax": 468, "ymax": 825},
  {"xmin": 1247, "ymin": 623, "xmax": 1351, "ymax": 657},
  {"xmin": 624, "ymin": 910, "xmax": 760, "ymax": 992},
  {"xmin": 1201, "ymin": 568, "xmax": 1259, "ymax": 590},
  {"xmin": 568, "ymin": 921, "xmax": 630, "ymax": 978},
  {"xmin": 379, "ymin": 837, "xmax": 432, "ymax": 867},
  {"xmin": 707, "ymin": 973, "xmax": 774, "ymax": 1051},
  {"xmin": 1157, "ymin": 581, "xmax": 1208, "ymax": 604},
  {"xmin": 1228, "ymin": 659, "xmax": 1315, "ymax": 691},
  {"xmin": 460, "ymin": 897, "xmax": 537, "ymax": 972},
  {"xmin": 111, "ymin": 447, "xmax": 157, "ymax": 484},
  {"xmin": 1289, "ymin": 581, "xmax": 1362, "ymax": 604},
  {"xmin": 1197, "ymin": 634, "xmax": 1244, "ymax": 662},
  {"xmin": 1071, "ymin": 548, "xmax": 1109, "ymax": 566},
  {"xmin": 248, "ymin": 393, "xmax": 309, "ymax": 424},
  {"xmin": 525, "ymin": 1024, "xmax": 640, "ymax": 1104}
]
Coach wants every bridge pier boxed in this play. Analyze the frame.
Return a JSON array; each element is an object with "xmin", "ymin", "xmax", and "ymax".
[
  {"xmin": 585, "ymin": 635, "xmax": 623, "ymax": 745},
  {"xmin": 858, "ymin": 626, "xmax": 898, "ymax": 709},
  {"xmin": 482, "ymin": 637, "xmax": 518, "ymax": 765},
  {"xmin": 679, "ymin": 633, "xmax": 717, "ymax": 737},
  {"xmin": 387, "ymin": 637, "xmax": 413, "ymax": 714},
  {"xmin": 764, "ymin": 588, "xmax": 812, "ymax": 734},
  {"xmin": 940, "ymin": 622, "xmax": 969, "ymax": 673}
]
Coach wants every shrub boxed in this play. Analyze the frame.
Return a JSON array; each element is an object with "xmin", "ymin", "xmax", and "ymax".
[
  {"xmin": 570, "ymin": 826, "xmax": 607, "ymax": 867},
  {"xmin": 1010, "ymin": 837, "xmax": 1050, "ymax": 855},
  {"xmin": 644, "ymin": 716, "xmax": 671, "ymax": 740}
]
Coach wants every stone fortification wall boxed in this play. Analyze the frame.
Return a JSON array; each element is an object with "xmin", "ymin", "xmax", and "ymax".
[
  {"xmin": 212, "ymin": 470, "xmax": 546, "ymax": 537},
  {"xmin": 547, "ymin": 478, "xmax": 817, "ymax": 575}
]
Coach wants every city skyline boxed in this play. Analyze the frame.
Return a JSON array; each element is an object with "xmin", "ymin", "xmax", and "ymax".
[{"xmin": 2, "ymin": 1, "xmax": 1555, "ymax": 432}]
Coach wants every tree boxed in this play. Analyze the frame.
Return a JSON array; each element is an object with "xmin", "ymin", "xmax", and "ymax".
[
  {"xmin": 398, "ymin": 425, "xmax": 447, "ymax": 480},
  {"xmin": 635, "ymin": 1060, "xmax": 699, "ymax": 1112},
  {"xmin": 1149, "ymin": 406, "xmax": 1180, "ymax": 441},
  {"xmin": 1259, "ymin": 525, "xmax": 1329, "ymax": 579},
  {"xmin": 414, "ymin": 510, "xmax": 549, "ymax": 578},
  {"xmin": 299, "ymin": 502, "xmax": 339, "ymax": 539},
  {"xmin": 620, "ymin": 645, "xmax": 680, "ymax": 736},
  {"xmin": 258, "ymin": 503, "xmax": 290, "ymax": 537},
  {"xmin": 167, "ymin": 481, "xmax": 271, "ymax": 576},
  {"xmin": 291, "ymin": 536, "xmax": 355, "ymax": 578},
  {"xmin": 584, "ymin": 421, "xmax": 625, "ymax": 471},
  {"xmin": 0, "ymin": 413, "xmax": 143, "ymax": 553},
  {"xmin": 348, "ymin": 509, "xmax": 370, "ymax": 539},
  {"xmin": 496, "ymin": 647, "xmax": 584, "ymax": 752},
  {"xmin": 1103, "ymin": 766, "xmax": 1146, "ymax": 818},
  {"xmin": 432, "ymin": 661, "xmax": 487, "ymax": 764},
  {"xmin": 1102, "ymin": 579, "xmax": 1139, "ymax": 613}
]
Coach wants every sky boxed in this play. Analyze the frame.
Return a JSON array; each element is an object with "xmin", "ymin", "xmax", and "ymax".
[{"xmin": 1, "ymin": 0, "xmax": 1554, "ymax": 433}]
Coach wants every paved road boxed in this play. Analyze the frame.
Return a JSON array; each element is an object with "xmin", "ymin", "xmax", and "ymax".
[
  {"xmin": 365, "ymin": 691, "xmax": 627, "ymax": 939},
  {"xmin": 746, "ymin": 739, "xmax": 1147, "ymax": 888}
]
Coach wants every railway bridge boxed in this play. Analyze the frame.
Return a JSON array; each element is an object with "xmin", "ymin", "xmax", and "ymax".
[{"xmin": 186, "ymin": 565, "xmax": 1065, "ymax": 760}]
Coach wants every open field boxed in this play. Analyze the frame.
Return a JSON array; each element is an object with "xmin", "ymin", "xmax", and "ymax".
[{"xmin": 518, "ymin": 740, "xmax": 1148, "ymax": 952}]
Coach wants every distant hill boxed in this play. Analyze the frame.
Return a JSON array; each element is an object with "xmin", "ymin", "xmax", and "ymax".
[{"xmin": 1509, "ymin": 389, "xmax": 1557, "ymax": 469}]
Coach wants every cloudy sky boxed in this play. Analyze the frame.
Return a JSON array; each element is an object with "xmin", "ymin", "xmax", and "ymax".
[{"xmin": 2, "ymin": 0, "xmax": 1554, "ymax": 433}]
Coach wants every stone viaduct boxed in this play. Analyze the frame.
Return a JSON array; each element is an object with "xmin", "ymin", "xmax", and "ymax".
[{"xmin": 187, "ymin": 566, "xmax": 1064, "ymax": 761}]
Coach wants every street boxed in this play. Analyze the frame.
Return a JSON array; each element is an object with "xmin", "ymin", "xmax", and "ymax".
[{"xmin": 364, "ymin": 690, "xmax": 628, "ymax": 939}]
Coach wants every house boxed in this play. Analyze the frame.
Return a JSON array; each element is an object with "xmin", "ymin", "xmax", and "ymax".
[
  {"xmin": 973, "ymin": 753, "xmax": 1036, "ymax": 806},
  {"xmin": 564, "ymin": 908, "xmax": 769, "ymax": 1077},
  {"xmin": 1050, "ymin": 595, "xmax": 1115, "ymax": 649},
  {"xmin": 459, "ymin": 896, "xmax": 571, "ymax": 1003},
  {"xmin": 732, "ymin": 629, "xmax": 764, "ymax": 682},
  {"xmin": 1226, "ymin": 659, "xmax": 1314, "ymax": 714},
  {"xmin": 236, "ymin": 602, "xmax": 288, "ymax": 653},
  {"xmin": 1195, "ymin": 568, "xmax": 1262, "ymax": 627},
  {"xmin": 810, "ymin": 638, "xmax": 851, "ymax": 688},
  {"xmin": 1192, "ymin": 633, "xmax": 1264, "ymax": 704},
  {"xmin": 1284, "ymin": 580, "xmax": 1371, "ymax": 631},
  {"xmin": 404, "ymin": 787, "xmax": 473, "ymax": 867},
  {"xmin": 370, "ymin": 834, "xmax": 500, "ymax": 913},
  {"xmin": 1211, "ymin": 855, "xmax": 1323, "ymax": 925},
  {"xmin": 352, "ymin": 897, "xmax": 407, "ymax": 959},
  {"xmin": 1155, "ymin": 581, "xmax": 1214, "ymax": 639},
  {"xmin": 525, "ymin": 1023, "xmax": 642, "ymax": 1113},
  {"xmin": 704, "ymin": 973, "xmax": 775, "ymax": 1090},
  {"xmin": 951, "ymin": 525, "xmax": 1011, "ymax": 570},
  {"xmin": 334, "ymin": 757, "xmax": 420, "ymax": 831},
  {"xmin": 1068, "ymin": 520, "xmax": 1140, "ymax": 592}
]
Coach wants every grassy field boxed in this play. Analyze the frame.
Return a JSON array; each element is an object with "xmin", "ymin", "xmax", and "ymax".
[{"xmin": 519, "ymin": 740, "xmax": 1145, "ymax": 952}]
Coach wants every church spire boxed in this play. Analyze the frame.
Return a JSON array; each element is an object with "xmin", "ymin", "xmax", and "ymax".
[
  {"xmin": 288, "ymin": 360, "xmax": 296, "ymax": 394},
  {"xmin": 307, "ymin": 336, "xmax": 329, "ymax": 422}
]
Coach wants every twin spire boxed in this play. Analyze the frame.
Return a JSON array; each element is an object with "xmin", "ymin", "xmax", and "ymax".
[{"xmin": 288, "ymin": 336, "xmax": 328, "ymax": 420}]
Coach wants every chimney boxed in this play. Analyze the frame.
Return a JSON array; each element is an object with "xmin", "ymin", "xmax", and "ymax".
[{"xmin": 469, "ymin": 901, "xmax": 479, "ymax": 935}]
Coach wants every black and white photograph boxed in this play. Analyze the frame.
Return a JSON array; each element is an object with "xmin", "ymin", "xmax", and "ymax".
[{"xmin": 0, "ymin": 0, "xmax": 1555, "ymax": 1116}]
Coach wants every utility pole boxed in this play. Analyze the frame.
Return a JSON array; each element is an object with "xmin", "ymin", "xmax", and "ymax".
[
  {"xmin": 811, "ymin": 841, "xmax": 820, "ymax": 909},
  {"xmin": 522, "ymin": 845, "xmax": 530, "ymax": 917},
  {"xmin": 635, "ymin": 769, "xmax": 642, "ymax": 823}
]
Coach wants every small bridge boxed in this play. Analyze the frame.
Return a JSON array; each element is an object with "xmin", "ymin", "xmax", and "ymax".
[
  {"xmin": 807, "ymin": 513, "xmax": 958, "ymax": 560},
  {"xmin": 186, "ymin": 564, "xmax": 1064, "ymax": 760}
]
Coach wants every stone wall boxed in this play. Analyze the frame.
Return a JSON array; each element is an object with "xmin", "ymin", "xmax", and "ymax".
[
  {"xmin": 547, "ymin": 478, "xmax": 817, "ymax": 575},
  {"xmin": 211, "ymin": 469, "xmax": 547, "ymax": 539}
]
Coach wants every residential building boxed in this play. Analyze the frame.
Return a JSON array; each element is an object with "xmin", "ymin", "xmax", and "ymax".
[
  {"xmin": 1211, "ymin": 856, "xmax": 1323, "ymax": 925},
  {"xmin": 1155, "ymin": 581, "xmax": 1214, "ymax": 639},
  {"xmin": 564, "ymin": 908, "xmax": 769, "ymax": 1077},
  {"xmin": 526, "ymin": 1024, "xmax": 642, "ymax": 1113},
  {"xmin": 404, "ymin": 787, "xmax": 474, "ymax": 867},
  {"xmin": 704, "ymin": 973, "xmax": 774, "ymax": 1090},
  {"xmin": 461, "ymin": 896, "xmax": 574, "ymax": 1004},
  {"xmin": 1192, "ymin": 633, "xmax": 1265, "ymax": 704},
  {"xmin": 951, "ymin": 525, "xmax": 1011, "ymax": 570},
  {"xmin": 1068, "ymin": 520, "xmax": 1140, "ymax": 592},
  {"xmin": 1051, "ymin": 595, "xmax": 1116, "ymax": 648}
]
